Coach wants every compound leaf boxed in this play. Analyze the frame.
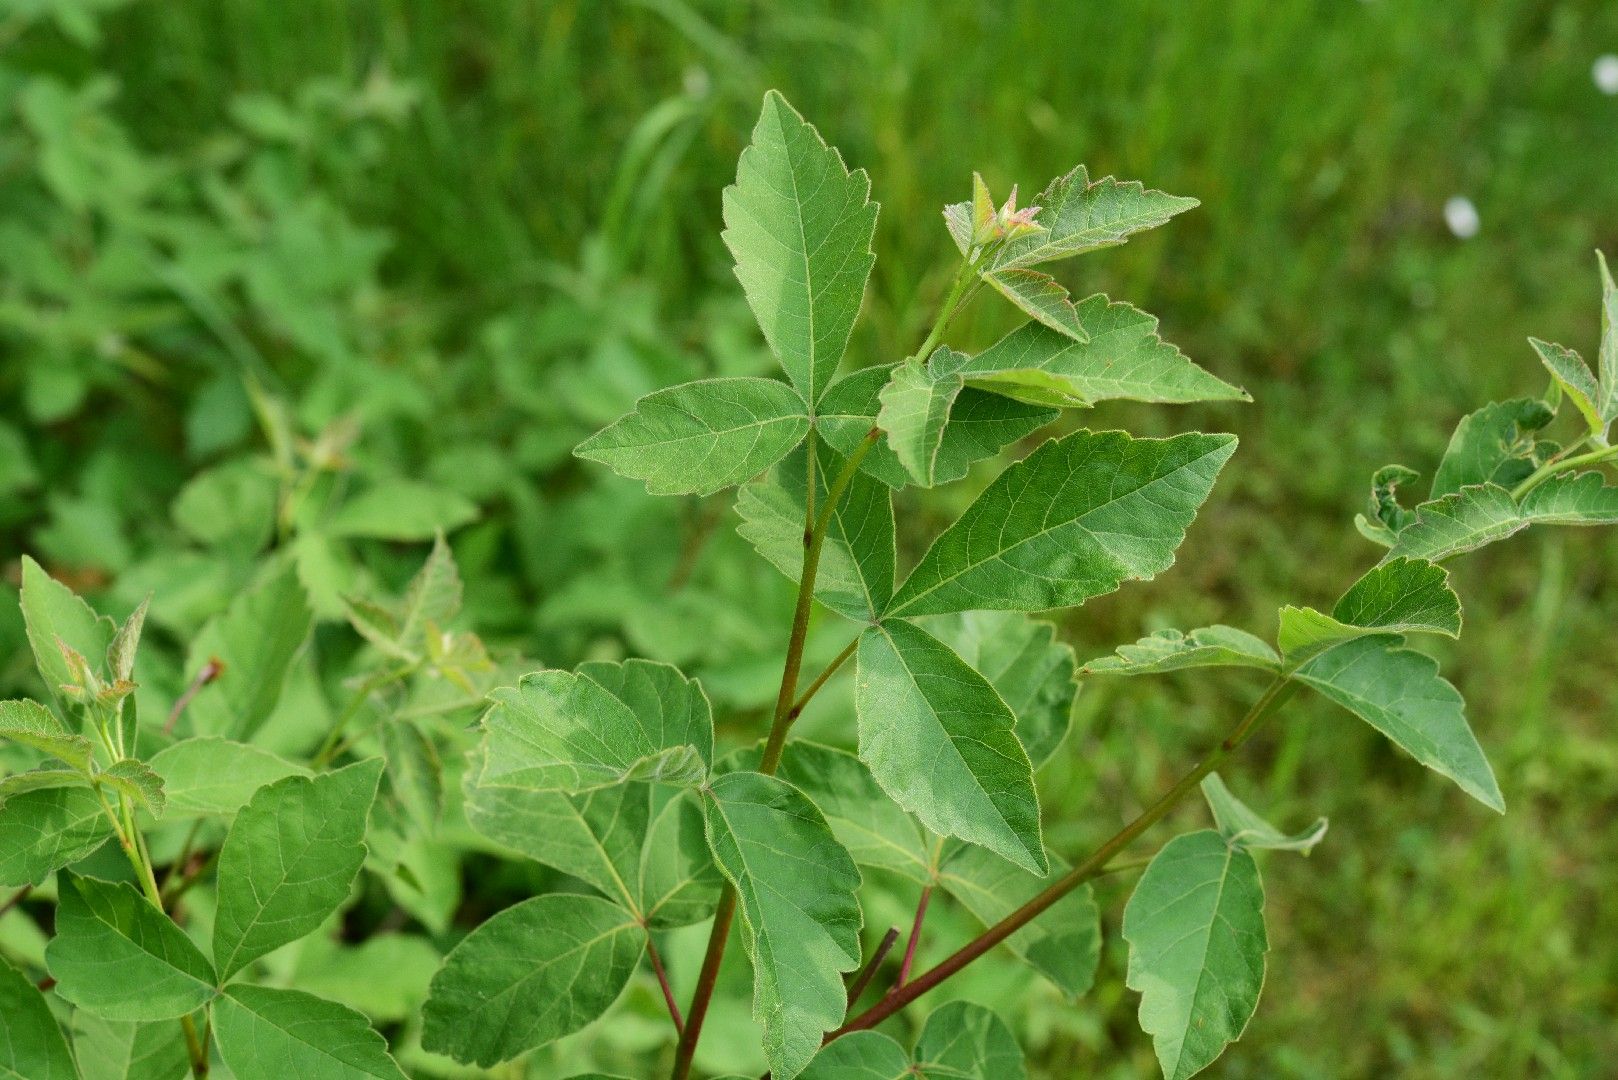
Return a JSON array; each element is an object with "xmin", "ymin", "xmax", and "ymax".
[
  {"xmin": 1389, "ymin": 474, "xmax": 1618, "ymax": 562},
  {"xmin": 991, "ymin": 166, "xmax": 1197, "ymax": 271},
  {"xmin": 1080, "ymin": 625, "xmax": 1280, "ymax": 678},
  {"xmin": 768, "ymin": 740, "xmax": 931, "ymax": 885},
  {"xmin": 912, "ymin": 1000, "xmax": 1027, "ymax": 1079},
  {"xmin": 637, "ymin": 790, "xmax": 722, "ymax": 928},
  {"xmin": 575, "ymin": 378, "xmax": 810, "ymax": 496},
  {"xmin": 1123, "ymin": 831, "xmax": 1266, "ymax": 1080},
  {"xmin": 800, "ymin": 1031, "xmax": 910, "ymax": 1079},
  {"xmin": 1200, "ymin": 773, "xmax": 1326, "ymax": 853},
  {"xmin": 213, "ymin": 984, "xmax": 406, "ymax": 1080},
  {"xmin": 69, "ymin": 1013, "xmax": 190, "ymax": 1080}
]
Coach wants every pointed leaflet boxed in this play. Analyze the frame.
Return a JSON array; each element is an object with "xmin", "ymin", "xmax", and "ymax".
[
  {"xmin": 1200, "ymin": 774, "xmax": 1327, "ymax": 853},
  {"xmin": 0, "ymin": 785, "xmax": 110, "ymax": 886},
  {"xmin": 736, "ymin": 443, "xmax": 895, "ymax": 620},
  {"xmin": 962, "ymin": 299, "xmax": 1246, "ymax": 409},
  {"xmin": 1598, "ymin": 250, "xmax": 1618, "ymax": 423},
  {"xmin": 1388, "ymin": 474, "xmax": 1618, "ymax": 562},
  {"xmin": 1530, "ymin": 338, "xmax": 1605, "ymax": 437},
  {"xmin": 1429, "ymin": 398, "xmax": 1555, "ymax": 499},
  {"xmin": 149, "ymin": 737, "xmax": 308, "ymax": 818},
  {"xmin": 702, "ymin": 770, "xmax": 863, "ymax": 1080},
  {"xmin": 478, "ymin": 660, "xmax": 711, "ymax": 793},
  {"xmin": 346, "ymin": 534, "xmax": 462, "ymax": 662},
  {"xmin": 723, "ymin": 90, "xmax": 877, "ymax": 404},
  {"xmin": 637, "ymin": 790, "xmax": 722, "ymax": 928},
  {"xmin": 213, "ymin": 758, "xmax": 384, "ymax": 980},
  {"xmin": 856, "ymin": 620, "xmax": 1046, "ymax": 874},
  {"xmin": 937, "ymin": 842, "xmax": 1101, "ymax": 997},
  {"xmin": 1278, "ymin": 557, "xmax": 1460, "ymax": 667},
  {"xmin": 817, "ymin": 365, "xmax": 1056, "ymax": 490},
  {"xmin": 0, "ymin": 956, "xmax": 77, "ymax": 1080},
  {"xmin": 1124, "ymin": 830, "xmax": 1266, "ymax": 1080},
  {"xmin": 69, "ymin": 1013, "xmax": 191, "ymax": 1080},
  {"xmin": 421, "ymin": 893, "xmax": 644, "ymax": 1067},
  {"xmin": 19, "ymin": 555, "xmax": 113, "ymax": 704},
  {"xmin": 921, "ymin": 611, "xmax": 1077, "ymax": 769},
  {"xmin": 47, "ymin": 875, "xmax": 217, "ymax": 1021},
  {"xmin": 1293, "ymin": 636, "xmax": 1503, "ymax": 812},
  {"xmin": 800, "ymin": 1001, "xmax": 1026, "ymax": 1080},
  {"xmin": 575, "ymin": 378, "xmax": 810, "ymax": 496},
  {"xmin": 0, "ymin": 698, "xmax": 93, "ymax": 770},
  {"xmin": 181, "ymin": 564, "xmax": 311, "ymax": 739},
  {"xmin": 213, "ymin": 985, "xmax": 406, "ymax": 1080},
  {"xmin": 983, "ymin": 269, "xmax": 1089, "ymax": 342},
  {"xmin": 876, "ymin": 351, "xmax": 965, "ymax": 487},
  {"xmin": 1081, "ymin": 625, "xmax": 1280, "ymax": 678},
  {"xmin": 990, "ymin": 166, "xmax": 1198, "ymax": 271},
  {"xmin": 107, "ymin": 597, "xmax": 147, "ymax": 684},
  {"xmin": 886, "ymin": 429, "xmax": 1237, "ymax": 618},
  {"xmin": 766, "ymin": 740, "xmax": 931, "ymax": 884},
  {"xmin": 98, "ymin": 760, "xmax": 164, "ymax": 817}
]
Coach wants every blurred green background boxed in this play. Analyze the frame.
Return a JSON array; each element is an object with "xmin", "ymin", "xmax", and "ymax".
[{"xmin": 4, "ymin": 1, "xmax": 1617, "ymax": 1076}]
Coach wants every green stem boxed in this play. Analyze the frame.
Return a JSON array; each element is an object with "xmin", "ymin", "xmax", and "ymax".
[
  {"xmin": 789, "ymin": 636, "xmax": 859, "ymax": 720},
  {"xmin": 911, "ymin": 256, "xmax": 980, "ymax": 364},
  {"xmin": 829, "ymin": 676, "xmax": 1299, "ymax": 1040},
  {"xmin": 311, "ymin": 666, "xmax": 411, "ymax": 769},
  {"xmin": 1510, "ymin": 443, "xmax": 1618, "ymax": 500}
]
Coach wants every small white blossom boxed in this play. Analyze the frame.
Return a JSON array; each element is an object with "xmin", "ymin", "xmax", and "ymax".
[
  {"xmin": 1444, "ymin": 196, "xmax": 1480, "ymax": 240},
  {"xmin": 1594, "ymin": 54, "xmax": 1618, "ymax": 95}
]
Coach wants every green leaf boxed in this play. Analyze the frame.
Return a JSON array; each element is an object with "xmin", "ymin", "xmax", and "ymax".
[
  {"xmin": 326, "ymin": 479, "xmax": 478, "ymax": 541},
  {"xmin": 963, "ymin": 299, "xmax": 1247, "ymax": 408},
  {"xmin": 463, "ymin": 770, "xmax": 646, "ymax": 911},
  {"xmin": 937, "ymin": 842, "xmax": 1101, "ymax": 997},
  {"xmin": 1389, "ymin": 474, "xmax": 1618, "ymax": 562},
  {"xmin": 723, "ymin": 90, "xmax": 877, "ymax": 404},
  {"xmin": 1080, "ymin": 625, "xmax": 1280, "ymax": 678},
  {"xmin": 1597, "ymin": 250, "xmax": 1618, "ymax": 423},
  {"xmin": 920, "ymin": 611, "xmax": 1077, "ymax": 769},
  {"xmin": 800, "ymin": 1031, "xmax": 910, "ymax": 1079},
  {"xmin": 575, "ymin": 378, "xmax": 811, "ymax": 496},
  {"xmin": 20, "ymin": 555, "xmax": 113, "ymax": 704},
  {"xmin": 0, "ymin": 698, "xmax": 93, "ymax": 771},
  {"xmin": 856, "ymin": 620, "xmax": 1045, "ymax": 874},
  {"xmin": 876, "ymin": 353, "xmax": 964, "ymax": 487},
  {"xmin": 171, "ymin": 459, "xmax": 277, "ymax": 554},
  {"xmin": 478, "ymin": 660, "xmax": 712, "ymax": 793},
  {"xmin": 213, "ymin": 985, "xmax": 406, "ymax": 1080},
  {"xmin": 0, "ymin": 956, "xmax": 77, "ymax": 1080},
  {"xmin": 982, "ymin": 269, "xmax": 1089, "ymax": 343},
  {"xmin": 1200, "ymin": 773, "xmax": 1327, "ymax": 853},
  {"xmin": 990, "ymin": 166, "xmax": 1198, "ymax": 271},
  {"xmin": 345, "ymin": 534, "xmax": 463, "ymax": 662},
  {"xmin": 148, "ymin": 737, "xmax": 309, "ymax": 819},
  {"xmin": 0, "ymin": 769, "xmax": 83, "ymax": 801},
  {"xmin": 106, "ymin": 597, "xmax": 147, "ymax": 684},
  {"xmin": 912, "ymin": 1000, "xmax": 1027, "ymax": 1079},
  {"xmin": 46, "ymin": 875, "xmax": 217, "ymax": 1021},
  {"xmin": 702, "ymin": 770, "xmax": 863, "ymax": 1080},
  {"xmin": 97, "ymin": 760, "xmax": 164, "ymax": 817},
  {"xmin": 1530, "ymin": 337, "xmax": 1605, "ymax": 437},
  {"xmin": 69, "ymin": 1013, "xmax": 190, "ymax": 1080},
  {"xmin": 212, "ymin": 758, "xmax": 384, "ymax": 980},
  {"xmin": 886, "ymin": 429, "xmax": 1237, "ymax": 618},
  {"xmin": 737, "ymin": 443, "xmax": 895, "ymax": 620},
  {"xmin": 1277, "ymin": 557, "xmax": 1460, "ymax": 667},
  {"xmin": 181, "ymin": 566, "xmax": 311, "ymax": 740},
  {"xmin": 768, "ymin": 740, "xmax": 931, "ymax": 885},
  {"xmin": 0, "ymin": 785, "xmax": 111, "ymax": 886},
  {"xmin": 1429, "ymin": 398, "xmax": 1555, "ymax": 499},
  {"xmin": 1354, "ymin": 463, "xmax": 1422, "ymax": 547},
  {"xmin": 381, "ymin": 719, "xmax": 442, "ymax": 830},
  {"xmin": 1293, "ymin": 637, "xmax": 1503, "ymax": 812},
  {"xmin": 637, "ymin": 790, "xmax": 722, "ymax": 928},
  {"xmin": 420, "ymin": 893, "xmax": 645, "ymax": 1067},
  {"xmin": 817, "ymin": 366, "xmax": 1056, "ymax": 491},
  {"xmin": 1123, "ymin": 831, "xmax": 1267, "ymax": 1080}
]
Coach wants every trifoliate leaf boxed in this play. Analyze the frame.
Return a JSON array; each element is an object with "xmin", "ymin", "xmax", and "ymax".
[
  {"xmin": 1199, "ymin": 773, "xmax": 1326, "ymax": 853},
  {"xmin": 963, "ymin": 298, "xmax": 1246, "ymax": 409},
  {"xmin": 1123, "ymin": 830, "xmax": 1266, "ymax": 1080},
  {"xmin": 982, "ymin": 268, "xmax": 1089, "ymax": 342},
  {"xmin": 69, "ymin": 1012, "xmax": 191, "ymax": 1080},
  {"xmin": 1293, "ymin": 637, "xmax": 1502, "ymax": 812},
  {"xmin": 181, "ymin": 565, "xmax": 311, "ymax": 740},
  {"xmin": 937, "ymin": 842, "xmax": 1101, "ymax": 997},
  {"xmin": 702, "ymin": 770, "xmax": 863, "ymax": 1080},
  {"xmin": 818, "ymin": 366, "xmax": 1057, "ymax": 490},
  {"xmin": 990, "ymin": 166, "xmax": 1198, "ymax": 271},
  {"xmin": 149, "ymin": 737, "xmax": 309, "ymax": 819},
  {"xmin": 478, "ymin": 660, "xmax": 711, "ymax": 793},
  {"xmin": 19, "ymin": 555, "xmax": 113, "ymax": 705},
  {"xmin": 1277, "ymin": 557, "xmax": 1460, "ymax": 667},
  {"xmin": 723, "ymin": 90, "xmax": 878, "ymax": 404},
  {"xmin": 0, "ymin": 955, "xmax": 77, "ymax": 1080},
  {"xmin": 1080, "ymin": 625, "xmax": 1280, "ymax": 677},
  {"xmin": 920, "ymin": 611, "xmax": 1077, "ymax": 769},
  {"xmin": 0, "ymin": 785, "xmax": 111, "ymax": 886},
  {"xmin": 1429, "ymin": 398, "xmax": 1556, "ymax": 499},
  {"xmin": 886, "ymin": 429, "xmax": 1237, "ymax": 618},
  {"xmin": 0, "ymin": 698, "xmax": 93, "ymax": 771},
  {"xmin": 855, "ymin": 620, "xmax": 1046, "ymax": 874},
  {"xmin": 575, "ymin": 378, "xmax": 810, "ymax": 496},
  {"xmin": 47, "ymin": 875, "xmax": 217, "ymax": 1021},
  {"xmin": 736, "ymin": 443, "xmax": 895, "ymax": 620},
  {"xmin": 876, "ymin": 352, "xmax": 965, "ymax": 487},
  {"xmin": 1529, "ymin": 338, "xmax": 1605, "ymax": 438},
  {"xmin": 213, "ymin": 985, "xmax": 407, "ymax": 1079},
  {"xmin": 638, "ymin": 790, "xmax": 722, "ymax": 928},
  {"xmin": 213, "ymin": 758, "xmax": 384, "ymax": 980}
]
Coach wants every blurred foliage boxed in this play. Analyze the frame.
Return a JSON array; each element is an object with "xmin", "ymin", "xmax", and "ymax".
[{"xmin": 2, "ymin": 0, "xmax": 1617, "ymax": 1076}]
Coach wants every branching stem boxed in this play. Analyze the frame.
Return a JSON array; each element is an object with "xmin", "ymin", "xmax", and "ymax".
[{"xmin": 1510, "ymin": 442, "xmax": 1618, "ymax": 500}]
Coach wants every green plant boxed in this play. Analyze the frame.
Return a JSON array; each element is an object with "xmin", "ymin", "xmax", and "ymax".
[{"xmin": 3, "ymin": 82, "xmax": 1617, "ymax": 1080}]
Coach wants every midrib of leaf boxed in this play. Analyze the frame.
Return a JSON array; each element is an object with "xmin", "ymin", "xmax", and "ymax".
[
  {"xmin": 777, "ymin": 106, "xmax": 821, "ymax": 407},
  {"xmin": 560, "ymin": 794, "xmax": 640, "ymax": 917},
  {"xmin": 889, "ymin": 446, "xmax": 1222, "ymax": 616},
  {"xmin": 78, "ymin": 898, "xmax": 215, "ymax": 998},
  {"xmin": 457, "ymin": 919, "xmax": 638, "ymax": 1026},
  {"xmin": 218, "ymin": 830, "xmax": 361, "ymax": 977},
  {"xmin": 222, "ymin": 991, "xmax": 392, "ymax": 1074},
  {"xmin": 1142, "ymin": 844, "xmax": 1244, "ymax": 1080}
]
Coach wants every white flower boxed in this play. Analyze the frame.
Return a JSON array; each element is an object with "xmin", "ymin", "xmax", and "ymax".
[
  {"xmin": 1594, "ymin": 54, "xmax": 1618, "ymax": 96},
  {"xmin": 1444, "ymin": 196, "xmax": 1480, "ymax": 240}
]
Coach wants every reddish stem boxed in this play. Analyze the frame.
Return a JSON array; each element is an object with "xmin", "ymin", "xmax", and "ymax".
[
  {"xmin": 897, "ymin": 885, "xmax": 932, "ymax": 987},
  {"xmin": 646, "ymin": 937, "xmax": 684, "ymax": 1035}
]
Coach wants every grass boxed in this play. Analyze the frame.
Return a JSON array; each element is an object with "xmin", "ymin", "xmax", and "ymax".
[{"xmin": 28, "ymin": 0, "xmax": 1618, "ymax": 1074}]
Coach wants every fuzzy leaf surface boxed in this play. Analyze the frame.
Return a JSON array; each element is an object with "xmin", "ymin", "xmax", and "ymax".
[
  {"xmin": 1430, "ymin": 398, "xmax": 1555, "ymax": 499},
  {"xmin": 637, "ymin": 790, "xmax": 722, "ymax": 928},
  {"xmin": 983, "ymin": 268, "xmax": 1088, "ymax": 342},
  {"xmin": 1530, "ymin": 337, "xmax": 1605, "ymax": 437},
  {"xmin": 768, "ymin": 740, "xmax": 931, "ymax": 884},
  {"xmin": 1389, "ymin": 474, "xmax": 1618, "ymax": 561},
  {"xmin": 990, "ymin": 166, "xmax": 1197, "ymax": 270},
  {"xmin": 19, "ymin": 556, "xmax": 113, "ymax": 705},
  {"xmin": 1081, "ymin": 625, "xmax": 1280, "ymax": 678},
  {"xmin": 69, "ymin": 1013, "xmax": 190, "ymax": 1080},
  {"xmin": 149, "ymin": 737, "xmax": 308, "ymax": 819},
  {"xmin": 1278, "ymin": 557, "xmax": 1460, "ymax": 666},
  {"xmin": 876, "ymin": 352, "xmax": 964, "ymax": 487},
  {"xmin": 1200, "ymin": 773, "xmax": 1327, "ymax": 853},
  {"xmin": 0, "ymin": 698, "xmax": 92, "ymax": 771}
]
